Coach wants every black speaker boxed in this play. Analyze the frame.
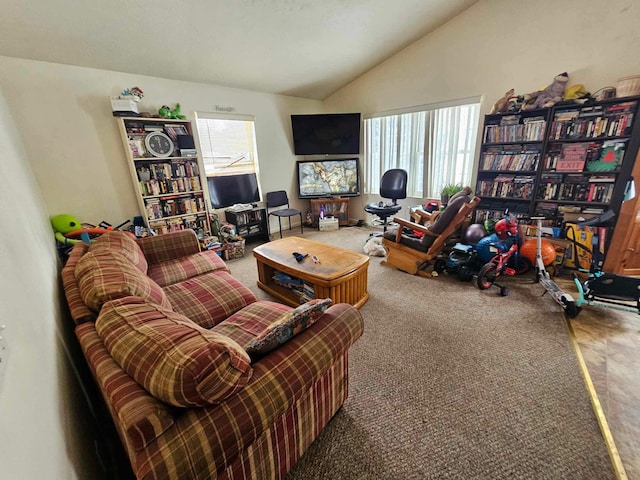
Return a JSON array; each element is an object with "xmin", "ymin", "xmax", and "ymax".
[{"xmin": 177, "ymin": 134, "xmax": 195, "ymax": 149}]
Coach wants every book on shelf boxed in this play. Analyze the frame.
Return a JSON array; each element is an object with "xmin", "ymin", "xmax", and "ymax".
[
  {"xmin": 585, "ymin": 139, "xmax": 627, "ymax": 172},
  {"xmin": 556, "ymin": 143, "xmax": 589, "ymax": 172},
  {"xmin": 534, "ymin": 202, "xmax": 559, "ymax": 217}
]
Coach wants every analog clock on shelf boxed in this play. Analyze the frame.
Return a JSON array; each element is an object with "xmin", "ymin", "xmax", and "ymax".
[{"xmin": 144, "ymin": 131, "xmax": 174, "ymax": 157}]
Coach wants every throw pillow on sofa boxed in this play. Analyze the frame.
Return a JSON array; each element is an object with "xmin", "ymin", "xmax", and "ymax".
[
  {"xmin": 90, "ymin": 231, "xmax": 148, "ymax": 273},
  {"xmin": 95, "ymin": 296, "xmax": 252, "ymax": 407},
  {"xmin": 245, "ymin": 298, "xmax": 332, "ymax": 359},
  {"xmin": 75, "ymin": 250, "xmax": 172, "ymax": 312}
]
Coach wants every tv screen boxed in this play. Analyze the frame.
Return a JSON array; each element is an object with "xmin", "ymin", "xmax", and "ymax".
[
  {"xmin": 296, "ymin": 158, "xmax": 360, "ymax": 199},
  {"xmin": 291, "ymin": 113, "xmax": 361, "ymax": 155},
  {"xmin": 207, "ymin": 173, "xmax": 260, "ymax": 209}
]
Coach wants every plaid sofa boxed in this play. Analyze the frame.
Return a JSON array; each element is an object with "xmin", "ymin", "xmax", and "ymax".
[{"xmin": 61, "ymin": 230, "xmax": 364, "ymax": 480}]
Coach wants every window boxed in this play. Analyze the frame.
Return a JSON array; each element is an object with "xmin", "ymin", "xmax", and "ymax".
[
  {"xmin": 364, "ymin": 98, "xmax": 480, "ymax": 199},
  {"xmin": 194, "ymin": 113, "xmax": 260, "ymax": 177}
]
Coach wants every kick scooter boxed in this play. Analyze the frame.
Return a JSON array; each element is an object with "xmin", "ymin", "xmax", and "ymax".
[{"xmin": 531, "ymin": 217, "xmax": 581, "ymax": 318}]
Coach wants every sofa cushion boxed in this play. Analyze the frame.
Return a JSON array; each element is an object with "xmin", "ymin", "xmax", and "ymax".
[
  {"xmin": 163, "ymin": 271, "xmax": 258, "ymax": 329},
  {"xmin": 75, "ymin": 250, "xmax": 171, "ymax": 312},
  {"xmin": 147, "ymin": 250, "xmax": 229, "ymax": 287},
  {"xmin": 245, "ymin": 298, "xmax": 332, "ymax": 358},
  {"xmin": 212, "ymin": 300, "xmax": 293, "ymax": 348},
  {"xmin": 95, "ymin": 296, "xmax": 252, "ymax": 407},
  {"xmin": 90, "ymin": 231, "xmax": 148, "ymax": 273}
]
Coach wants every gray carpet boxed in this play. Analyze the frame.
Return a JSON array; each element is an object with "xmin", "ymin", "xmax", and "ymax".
[{"xmin": 228, "ymin": 226, "xmax": 615, "ymax": 480}]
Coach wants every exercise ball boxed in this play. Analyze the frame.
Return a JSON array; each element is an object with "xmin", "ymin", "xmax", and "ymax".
[
  {"xmin": 463, "ymin": 223, "xmax": 487, "ymax": 245},
  {"xmin": 519, "ymin": 238, "xmax": 556, "ymax": 266}
]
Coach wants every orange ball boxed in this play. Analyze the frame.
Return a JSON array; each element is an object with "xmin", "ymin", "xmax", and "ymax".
[{"xmin": 520, "ymin": 238, "xmax": 556, "ymax": 266}]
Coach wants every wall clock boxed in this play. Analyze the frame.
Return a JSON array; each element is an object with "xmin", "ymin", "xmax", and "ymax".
[{"xmin": 144, "ymin": 131, "xmax": 174, "ymax": 157}]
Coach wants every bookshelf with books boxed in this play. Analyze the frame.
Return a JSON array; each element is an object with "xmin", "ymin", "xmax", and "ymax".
[
  {"xmin": 224, "ymin": 207, "xmax": 269, "ymax": 242},
  {"xmin": 532, "ymin": 96, "xmax": 640, "ymax": 222},
  {"xmin": 474, "ymin": 108, "xmax": 551, "ymax": 222},
  {"xmin": 116, "ymin": 117, "xmax": 211, "ymax": 236}
]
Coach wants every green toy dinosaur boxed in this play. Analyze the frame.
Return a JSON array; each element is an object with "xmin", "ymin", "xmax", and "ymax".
[{"xmin": 158, "ymin": 103, "xmax": 186, "ymax": 120}]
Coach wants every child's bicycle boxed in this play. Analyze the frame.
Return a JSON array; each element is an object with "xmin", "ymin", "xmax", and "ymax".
[{"xmin": 476, "ymin": 213, "xmax": 531, "ymax": 296}]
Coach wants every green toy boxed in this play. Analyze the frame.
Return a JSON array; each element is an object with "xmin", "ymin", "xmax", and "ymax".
[
  {"xmin": 158, "ymin": 103, "xmax": 186, "ymax": 120},
  {"xmin": 51, "ymin": 214, "xmax": 88, "ymax": 246}
]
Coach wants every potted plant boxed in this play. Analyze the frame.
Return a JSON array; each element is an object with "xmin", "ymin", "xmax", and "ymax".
[{"xmin": 440, "ymin": 183, "xmax": 464, "ymax": 206}]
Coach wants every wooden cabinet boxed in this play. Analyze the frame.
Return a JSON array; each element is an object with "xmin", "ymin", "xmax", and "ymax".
[
  {"xmin": 603, "ymin": 150, "xmax": 640, "ymax": 275},
  {"xmin": 116, "ymin": 117, "xmax": 211, "ymax": 236},
  {"xmin": 224, "ymin": 207, "xmax": 269, "ymax": 242},
  {"xmin": 474, "ymin": 108, "xmax": 550, "ymax": 222},
  {"xmin": 310, "ymin": 198, "xmax": 349, "ymax": 226}
]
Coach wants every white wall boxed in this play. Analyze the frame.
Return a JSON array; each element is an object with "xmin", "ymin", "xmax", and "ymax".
[
  {"xmin": 325, "ymin": 0, "xmax": 640, "ymax": 214},
  {"xmin": 0, "ymin": 87, "xmax": 105, "ymax": 478},
  {"xmin": 0, "ymin": 56, "xmax": 323, "ymax": 229}
]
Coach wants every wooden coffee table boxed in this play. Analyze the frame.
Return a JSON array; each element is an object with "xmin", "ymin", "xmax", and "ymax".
[{"xmin": 253, "ymin": 236, "xmax": 369, "ymax": 308}]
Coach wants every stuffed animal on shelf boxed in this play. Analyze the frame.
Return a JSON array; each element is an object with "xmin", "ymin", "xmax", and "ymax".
[
  {"xmin": 522, "ymin": 72, "xmax": 570, "ymax": 110},
  {"xmin": 158, "ymin": 103, "xmax": 186, "ymax": 119},
  {"xmin": 490, "ymin": 88, "xmax": 515, "ymax": 114}
]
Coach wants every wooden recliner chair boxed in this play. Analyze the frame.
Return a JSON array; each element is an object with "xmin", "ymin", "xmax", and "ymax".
[{"xmin": 381, "ymin": 195, "xmax": 481, "ymax": 277}]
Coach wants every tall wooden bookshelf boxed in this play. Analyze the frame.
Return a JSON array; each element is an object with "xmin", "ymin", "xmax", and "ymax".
[{"xmin": 116, "ymin": 117, "xmax": 211, "ymax": 236}]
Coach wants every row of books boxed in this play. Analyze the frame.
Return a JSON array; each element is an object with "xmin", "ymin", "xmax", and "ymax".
[
  {"xmin": 139, "ymin": 177, "xmax": 202, "ymax": 196},
  {"xmin": 479, "ymin": 152, "xmax": 540, "ymax": 172},
  {"xmin": 228, "ymin": 210, "xmax": 264, "ymax": 225},
  {"xmin": 549, "ymin": 109, "xmax": 635, "ymax": 140},
  {"xmin": 534, "ymin": 202, "xmax": 605, "ymax": 217},
  {"xmin": 483, "ymin": 117, "xmax": 547, "ymax": 143},
  {"xmin": 474, "ymin": 208, "xmax": 530, "ymax": 222},
  {"xmin": 476, "ymin": 175, "xmax": 535, "ymax": 199},
  {"xmin": 272, "ymin": 272, "xmax": 315, "ymax": 303},
  {"xmin": 144, "ymin": 195, "xmax": 206, "ymax": 220},
  {"xmin": 537, "ymin": 175, "xmax": 614, "ymax": 203},
  {"xmin": 149, "ymin": 216, "xmax": 207, "ymax": 235},
  {"xmin": 136, "ymin": 160, "xmax": 200, "ymax": 180}
]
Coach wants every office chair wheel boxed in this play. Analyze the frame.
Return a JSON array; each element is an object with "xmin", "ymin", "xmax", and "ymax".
[
  {"xmin": 477, "ymin": 262, "xmax": 497, "ymax": 290},
  {"xmin": 500, "ymin": 286, "xmax": 510, "ymax": 297}
]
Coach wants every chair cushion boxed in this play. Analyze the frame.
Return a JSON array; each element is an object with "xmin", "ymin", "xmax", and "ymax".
[
  {"xmin": 75, "ymin": 250, "xmax": 171, "ymax": 312},
  {"xmin": 90, "ymin": 231, "xmax": 148, "ymax": 273},
  {"xmin": 421, "ymin": 194, "xmax": 470, "ymax": 248},
  {"xmin": 146, "ymin": 250, "xmax": 229, "ymax": 287},
  {"xmin": 245, "ymin": 298, "xmax": 332, "ymax": 359},
  {"xmin": 95, "ymin": 296, "xmax": 252, "ymax": 407},
  {"xmin": 163, "ymin": 271, "xmax": 258, "ymax": 329}
]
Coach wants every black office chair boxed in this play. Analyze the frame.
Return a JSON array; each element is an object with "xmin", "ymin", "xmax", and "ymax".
[
  {"xmin": 364, "ymin": 169, "xmax": 408, "ymax": 232},
  {"xmin": 266, "ymin": 190, "xmax": 303, "ymax": 239}
]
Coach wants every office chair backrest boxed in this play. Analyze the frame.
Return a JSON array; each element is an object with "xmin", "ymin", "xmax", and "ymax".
[
  {"xmin": 380, "ymin": 169, "xmax": 408, "ymax": 204},
  {"xmin": 266, "ymin": 190, "xmax": 289, "ymax": 209}
]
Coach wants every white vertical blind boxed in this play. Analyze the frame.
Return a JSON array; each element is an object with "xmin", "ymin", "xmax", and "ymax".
[{"xmin": 364, "ymin": 100, "xmax": 480, "ymax": 199}]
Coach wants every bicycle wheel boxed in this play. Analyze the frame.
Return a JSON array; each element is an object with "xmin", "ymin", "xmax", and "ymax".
[{"xmin": 477, "ymin": 262, "xmax": 498, "ymax": 290}]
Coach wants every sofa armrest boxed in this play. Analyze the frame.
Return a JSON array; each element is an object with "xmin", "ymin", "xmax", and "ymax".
[
  {"xmin": 162, "ymin": 303, "xmax": 364, "ymax": 476},
  {"xmin": 75, "ymin": 323, "xmax": 176, "ymax": 453},
  {"xmin": 136, "ymin": 230, "xmax": 202, "ymax": 265}
]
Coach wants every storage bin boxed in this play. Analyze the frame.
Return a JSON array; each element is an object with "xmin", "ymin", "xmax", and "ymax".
[
  {"xmin": 616, "ymin": 75, "xmax": 640, "ymax": 98},
  {"xmin": 223, "ymin": 239, "xmax": 245, "ymax": 260},
  {"xmin": 319, "ymin": 217, "xmax": 339, "ymax": 231}
]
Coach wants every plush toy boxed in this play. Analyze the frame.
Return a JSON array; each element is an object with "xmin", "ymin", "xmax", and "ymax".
[
  {"xmin": 490, "ymin": 88, "xmax": 515, "ymax": 114},
  {"xmin": 522, "ymin": 72, "xmax": 569, "ymax": 110},
  {"xmin": 51, "ymin": 214, "xmax": 90, "ymax": 246},
  {"xmin": 158, "ymin": 103, "xmax": 186, "ymax": 119},
  {"xmin": 51, "ymin": 214, "xmax": 113, "ymax": 246}
]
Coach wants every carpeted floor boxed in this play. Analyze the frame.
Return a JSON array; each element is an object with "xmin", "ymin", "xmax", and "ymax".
[{"xmin": 228, "ymin": 226, "xmax": 616, "ymax": 480}]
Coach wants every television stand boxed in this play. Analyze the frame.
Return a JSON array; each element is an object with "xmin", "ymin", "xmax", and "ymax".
[{"xmin": 310, "ymin": 198, "xmax": 349, "ymax": 227}]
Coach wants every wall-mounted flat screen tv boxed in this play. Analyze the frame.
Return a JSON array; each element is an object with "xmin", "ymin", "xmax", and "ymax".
[
  {"xmin": 296, "ymin": 158, "xmax": 360, "ymax": 199},
  {"xmin": 291, "ymin": 113, "xmax": 361, "ymax": 155},
  {"xmin": 207, "ymin": 173, "xmax": 260, "ymax": 209}
]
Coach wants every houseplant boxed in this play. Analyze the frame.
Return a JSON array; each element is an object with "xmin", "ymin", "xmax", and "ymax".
[{"xmin": 440, "ymin": 183, "xmax": 464, "ymax": 206}]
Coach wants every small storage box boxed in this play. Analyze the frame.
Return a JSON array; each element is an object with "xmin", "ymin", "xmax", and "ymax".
[
  {"xmin": 319, "ymin": 217, "xmax": 339, "ymax": 231},
  {"xmin": 110, "ymin": 96, "xmax": 139, "ymax": 113},
  {"xmin": 223, "ymin": 239, "xmax": 245, "ymax": 260},
  {"xmin": 616, "ymin": 75, "xmax": 640, "ymax": 98}
]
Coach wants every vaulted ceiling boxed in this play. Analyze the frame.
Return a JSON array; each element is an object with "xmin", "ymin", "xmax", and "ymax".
[{"xmin": 0, "ymin": 0, "xmax": 479, "ymax": 100}]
